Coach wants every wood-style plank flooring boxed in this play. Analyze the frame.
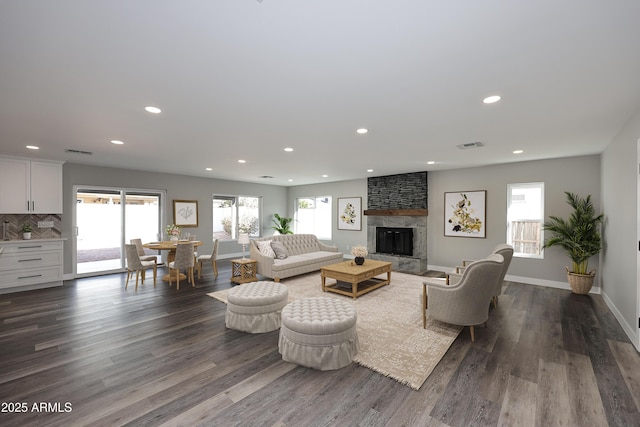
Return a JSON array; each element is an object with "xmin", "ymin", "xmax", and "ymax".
[{"xmin": 1, "ymin": 260, "xmax": 639, "ymax": 426}]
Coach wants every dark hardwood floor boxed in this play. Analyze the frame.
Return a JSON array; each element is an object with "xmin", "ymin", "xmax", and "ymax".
[{"xmin": 1, "ymin": 260, "xmax": 639, "ymax": 426}]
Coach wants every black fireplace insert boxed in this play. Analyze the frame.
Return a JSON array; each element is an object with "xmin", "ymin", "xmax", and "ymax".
[{"xmin": 376, "ymin": 227, "xmax": 413, "ymax": 256}]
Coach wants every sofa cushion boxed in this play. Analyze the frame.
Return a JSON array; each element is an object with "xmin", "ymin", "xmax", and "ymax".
[
  {"xmin": 257, "ymin": 240, "xmax": 276, "ymax": 258},
  {"xmin": 271, "ymin": 241, "xmax": 289, "ymax": 259}
]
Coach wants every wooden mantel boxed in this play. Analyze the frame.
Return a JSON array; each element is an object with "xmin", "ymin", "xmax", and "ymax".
[{"xmin": 363, "ymin": 208, "xmax": 428, "ymax": 216}]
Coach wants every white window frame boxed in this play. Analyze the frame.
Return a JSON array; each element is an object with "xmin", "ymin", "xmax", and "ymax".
[
  {"xmin": 212, "ymin": 195, "xmax": 262, "ymax": 241},
  {"xmin": 294, "ymin": 196, "xmax": 332, "ymax": 240},
  {"xmin": 506, "ymin": 182, "xmax": 545, "ymax": 259}
]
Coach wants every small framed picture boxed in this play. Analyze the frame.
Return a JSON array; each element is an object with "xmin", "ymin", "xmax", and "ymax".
[
  {"xmin": 173, "ymin": 200, "xmax": 198, "ymax": 227},
  {"xmin": 444, "ymin": 191, "xmax": 486, "ymax": 238},
  {"xmin": 337, "ymin": 197, "xmax": 362, "ymax": 231}
]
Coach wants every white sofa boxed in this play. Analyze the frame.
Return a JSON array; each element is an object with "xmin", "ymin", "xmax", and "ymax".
[{"xmin": 249, "ymin": 234, "xmax": 343, "ymax": 282}]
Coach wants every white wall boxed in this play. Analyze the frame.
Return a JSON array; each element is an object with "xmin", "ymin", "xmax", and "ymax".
[
  {"xmin": 601, "ymin": 107, "xmax": 640, "ymax": 346},
  {"xmin": 286, "ymin": 179, "xmax": 367, "ymax": 254},
  {"xmin": 428, "ymin": 155, "xmax": 601, "ymax": 287}
]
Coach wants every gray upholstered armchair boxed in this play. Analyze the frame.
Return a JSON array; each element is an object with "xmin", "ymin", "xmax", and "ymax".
[
  {"xmin": 422, "ymin": 254, "xmax": 504, "ymax": 341},
  {"xmin": 454, "ymin": 244, "xmax": 514, "ymax": 308}
]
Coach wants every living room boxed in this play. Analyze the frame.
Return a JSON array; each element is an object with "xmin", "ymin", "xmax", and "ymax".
[{"xmin": 1, "ymin": 1, "xmax": 640, "ymax": 425}]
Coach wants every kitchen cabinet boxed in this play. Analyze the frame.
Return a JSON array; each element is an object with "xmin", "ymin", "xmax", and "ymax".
[
  {"xmin": 0, "ymin": 157, "xmax": 64, "ymax": 214},
  {"xmin": 0, "ymin": 239, "xmax": 64, "ymax": 294}
]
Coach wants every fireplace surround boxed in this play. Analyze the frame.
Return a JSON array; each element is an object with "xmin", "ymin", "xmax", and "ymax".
[{"xmin": 364, "ymin": 172, "xmax": 428, "ymax": 274}]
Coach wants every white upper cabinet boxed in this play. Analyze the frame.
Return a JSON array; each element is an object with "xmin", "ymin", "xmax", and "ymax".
[{"xmin": 0, "ymin": 157, "xmax": 64, "ymax": 214}]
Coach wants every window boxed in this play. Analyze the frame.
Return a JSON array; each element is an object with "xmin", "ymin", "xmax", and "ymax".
[
  {"xmin": 295, "ymin": 196, "xmax": 332, "ymax": 240},
  {"xmin": 212, "ymin": 195, "xmax": 261, "ymax": 241},
  {"xmin": 507, "ymin": 183, "xmax": 544, "ymax": 258}
]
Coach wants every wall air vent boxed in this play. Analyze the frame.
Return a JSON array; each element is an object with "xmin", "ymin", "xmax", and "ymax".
[
  {"xmin": 456, "ymin": 142, "xmax": 484, "ymax": 150},
  {"xmin": 65, "ymin": 149, "xmax": 93, "ymax": 155}
]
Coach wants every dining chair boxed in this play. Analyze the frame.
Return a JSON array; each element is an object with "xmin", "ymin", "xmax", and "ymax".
[
  {"xmin": 130, "ymin": 238, "xmax": 158, "ymax": 264},
  {"xmin": 189, "ymin": 234, "xmax": 199, "ymax": 261},
  {"xmin": 197, "ymin": 239, "xmax": 219, "ymax": 279},
  {"xmin": 125, "ymin": 244, "xmax": 157, "ymax": 291},
  {"xmin": 169, "ymin": 242, "xmax": 195, "ymax": 290}
]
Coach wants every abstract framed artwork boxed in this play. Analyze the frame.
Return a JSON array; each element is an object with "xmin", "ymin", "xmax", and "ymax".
[
  {"xmin": 173, "ymin": 199, "xmax": 198, "ymax": 227},
  {"xmin": 444, "ymin": 191, "xmax": 486, "ymax": 238},
  {"xmin": 337, "ymin": 197, "xmax": 361, "ymax": 231}
]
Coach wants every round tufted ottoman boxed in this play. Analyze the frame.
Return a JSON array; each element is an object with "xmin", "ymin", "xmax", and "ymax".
[
  {"xmin": 225, "ymin": 281, "xmax": 289, "ymax": 333},
  {"xmin": 279, "ymin": 297, "xmax": 359, "ymax": 371}
]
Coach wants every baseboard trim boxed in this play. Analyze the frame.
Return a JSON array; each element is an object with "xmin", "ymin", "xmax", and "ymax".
[
  {"xmin": 427, "ymin": 264, "xmax": 601, "ymax": 294},
  {"xmin": 601, "ymin": 291, "xmax": 640, "ymax": 352}
]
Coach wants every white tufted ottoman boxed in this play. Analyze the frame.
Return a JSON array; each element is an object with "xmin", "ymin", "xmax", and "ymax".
[
  {"xmin": 226, "ymin": 281, "xmax": 289, "ymax": 333},
  {"xmin": 279, "ymin": 297, "xmax": 359, "ymax": 370}
]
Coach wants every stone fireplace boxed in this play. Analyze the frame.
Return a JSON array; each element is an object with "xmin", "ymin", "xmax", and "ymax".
[{"xmin": 365, "ymin": 172, "xmax": 428, "ymax": 274}]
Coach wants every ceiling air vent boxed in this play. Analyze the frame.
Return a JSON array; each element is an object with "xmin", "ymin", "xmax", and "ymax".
[
  {"xmin": 259, "ymin": 175, "xmax": 274, "ymax": 179},
  {"xmin": 456, "ymin": 142, "xmax": 484, "ymax": 150},
  {"xmin": 65, "ymin": 149, "xmax": 93, "ymax": 155}
]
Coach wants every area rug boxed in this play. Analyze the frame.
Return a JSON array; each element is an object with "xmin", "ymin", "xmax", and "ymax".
[{"xmin": 207, "ymin": 271, "xmax": 461, "ymax": 390}]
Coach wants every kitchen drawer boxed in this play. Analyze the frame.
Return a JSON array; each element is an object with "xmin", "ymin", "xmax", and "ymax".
[
  {"xmin": 0, "ymin": 251, "xmax": 63, "ymax": 271},
  {"xmin": 0, "ymin": 265, "xmax": 63, "ymax": 289},
  {"xmin": 0, "ymin": 241, "xmax": 63, "ymax": 254}
]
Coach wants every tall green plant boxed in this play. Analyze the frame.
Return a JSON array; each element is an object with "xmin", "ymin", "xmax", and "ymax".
[
  {"xmin": 270, "ymin": 213, "xmax": 293, "ymax": 234},
  {"xmin": 542, "ymin": 192, "xmax": 604, "ymax": 274}
]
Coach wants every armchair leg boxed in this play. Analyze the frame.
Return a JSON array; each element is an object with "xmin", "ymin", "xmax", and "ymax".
[
  {"xmin": 492, "ymin": 296, "xmax": 498, "ymax": 309},
  {"xmin": 422, "ymin": 283, "xmax": 427, "ymax": 329},
  {"xmin": 469, "ymin": 325, "xmax": 475, "ymax": 342}
]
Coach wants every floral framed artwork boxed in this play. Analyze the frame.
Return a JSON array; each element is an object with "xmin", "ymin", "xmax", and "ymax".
[
  {"xmin": 444, "ymin": 191, "xmax": 486, "ymax": 238},
  {"xmin": 337, "ymin": 197, "xmax": 361, "ymax": 231},
  {"xmin": 173, "ymin": 199, "xmax": 198, "ymax": 227}
]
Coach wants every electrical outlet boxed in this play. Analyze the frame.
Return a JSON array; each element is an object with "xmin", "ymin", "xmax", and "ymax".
[{"xmin": 38, "ymin": 221, "xmax": 54, "ymax": 228}]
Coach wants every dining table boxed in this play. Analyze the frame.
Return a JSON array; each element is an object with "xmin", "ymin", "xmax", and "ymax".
[{"xmin": 143, "ymin": 240, "xmax": 203, "ymax": 282}]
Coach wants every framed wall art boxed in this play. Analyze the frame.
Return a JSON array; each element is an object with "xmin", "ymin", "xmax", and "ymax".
[
  {"xmin": 444, "ymin": 191, "xmax": 486, "ymax": 238},
  {"xmin": 337, "ymin": 197, "xmax": 361, "ymax": 231},
  {"xmin": 173, "ymin": 199, "xmax": 198, "ymax": 227}
]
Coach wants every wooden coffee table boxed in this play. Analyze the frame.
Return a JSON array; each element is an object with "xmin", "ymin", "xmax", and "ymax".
[{"xmin": 321, "ymin": 260, "xmax": 392, "ymax": 299}]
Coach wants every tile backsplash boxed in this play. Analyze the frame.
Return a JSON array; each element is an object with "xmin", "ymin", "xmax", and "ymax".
[{"xmin": 0, "ymin": 214, "xmax": 62, "ymax": 240}]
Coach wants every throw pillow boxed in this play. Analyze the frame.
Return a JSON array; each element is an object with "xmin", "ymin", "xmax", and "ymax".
[
  {"xmin": 257, "ymin": 240, "xmax": 276, "ymax": 258},
  {"xmin": 271, "ymin": 241, "xmax": 289, "ymax": 259}
]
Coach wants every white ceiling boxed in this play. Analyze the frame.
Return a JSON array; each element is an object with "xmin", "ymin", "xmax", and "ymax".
[{"xmin": 1, "ymin": 1, "xmax": 640, "ymax": 186}]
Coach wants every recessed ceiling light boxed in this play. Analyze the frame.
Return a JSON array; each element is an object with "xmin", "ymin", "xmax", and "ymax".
[
  {"xmin": 513, "ymin": 150, "xmax": 524, "ymax": 154},
  {"xmin": 205, "ymin": 167, "xmax": 212, "ymax": 171},
  {"xmin": 144, "ymin": 106, "xmax": 162, "ymax": 114},
  {"xmin": 284, "ymin": 147, "xmax": 294, "ymax": 152},
  {"xmin": 356, "ymin": 128, "xmax": 368, "ymax": 134},
  {"xmin": 26, "ymin": 145, "xmax": 39, "ymax": 150},
  {"xmin": 367, "ymin": 169, "xmax": 374, "ymax": 173},
  {"xmin": 288, "ymin": 179, "xmax": 293, "ymax": 182},
  {"xmin": 110, "ymin": 140, "xmax": 124, "ymax": 145},
  {"xmin": 322, "ymin": 174, "xmax": 328, "ymax": 178},
  {"xmin": 483, "ymin": 95, "xmax": 501, "ymax": 104},
  {"xmin": 427, "ymin": 161, "xmax": 436, "ymax": 165},
  {"xmin": 238, "ymin": 159, "xmax": 246, "ymax": 164}
]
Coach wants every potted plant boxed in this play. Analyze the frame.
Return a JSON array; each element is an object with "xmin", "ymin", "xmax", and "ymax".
[
  {"xmin": 351, "ymin": 245, "xmax": 368, "ymax": 265},
  {"xmin": 21, "ymin": 223, "xmax": 32, "ymax": 240},
  {"xmin": 270, "ymin": 213, "xmax": 293, "ymax": 235},
  {"xmin": 542, "ymin": 192, "xmax": 604, "ymax": 294}
]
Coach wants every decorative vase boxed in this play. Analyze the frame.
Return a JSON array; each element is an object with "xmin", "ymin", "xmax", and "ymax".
[
  {"xmin": 170, "ymin": 235, "xmax": 179, "ymax": 242},
  {"xmin": 23, "ymin": 232, "xmax": 31, "ymax": 240},
  {"xmin": 354, "ymin": 257, "xmax": 365, "ymax": 265},
  {"xmin": 566, "ymin": 267, "xmax": 595, "ymax": 294}
]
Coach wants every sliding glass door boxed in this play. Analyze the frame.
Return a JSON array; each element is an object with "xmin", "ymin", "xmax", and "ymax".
[{"xmin": 74, "ymin": 186, "xmax": 163, "ymax": 276}]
